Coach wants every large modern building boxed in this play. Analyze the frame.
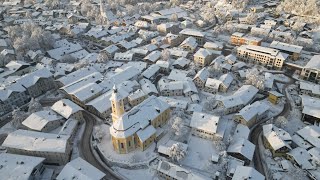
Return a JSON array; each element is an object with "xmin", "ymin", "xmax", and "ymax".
[
  {"xmin": 109, "ymin": 86, "xmax": 170, "ymax": 154},
  {"xmin": 300, "ymin": 55, "xmax": 320, "ymax": 84},
  {"xmin": 237, "ymin": 45, "xmax": 289, "ymax": 70}
]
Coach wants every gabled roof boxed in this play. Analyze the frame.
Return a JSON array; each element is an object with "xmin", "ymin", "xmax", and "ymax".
[
  {"xmin": 227, "ymin": 138, "xmax": 255, "ymax": 161},
  {"xmin": 51, "ymin": 99, "xmax": 83, "ymax": 119}
]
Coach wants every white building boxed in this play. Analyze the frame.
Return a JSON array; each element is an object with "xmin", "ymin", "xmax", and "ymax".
[
  {"xmin": 234, "ymin": 101, "xmax": 270, "ymax": 127},
  {"xmin": 300, "ymin": 55, "xmax": 320, "ymax": 84},
  {"xmin": 237, "ymin": 45, "xmax": 288, "ymax": 70},
  {"xmin": 2, "ymin": 130, "xmax": 71, "ymax": 165},
  {"xmin": 57, "ymin": 157, "xmax": 106, "ymax": 180},
  {"xmin": 51, "ymin": 99, "xmax": 84, "ymax": 122},
  {"xmin": 300, "ymin": 95, "xmax": 320, "ymax": 124},
  {"xmin": 227, "ymin": 138, "xmax": 255, "ymax": 165},
  {"xmin": 0, "ymin": 153, "xmax": 46, "ymax": 180},
  {"xmin": 190, "ymin": 112, "xmax": 220, "ymax": 140},
  {"xmin": 299, "ymin": 81, "xmax": 320, "ymax": 98},
  {"xmin": 22, "ymin": 110, "xmax": 64, "ymax": 132},
  {"xmin": 232, "ymin": 166, "xmax": 265, "ymax": 180},
  {"xmin": 217, "ymin": 85, "xmax": 259, "ymax": 114},
  {"xmin": 157, "ymin": 160, "xmax": 210, "ymax": 180}
]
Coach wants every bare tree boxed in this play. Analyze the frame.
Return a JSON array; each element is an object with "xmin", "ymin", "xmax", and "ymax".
[
  {"xmin": 11, "ymin": 108, "xmax": 29, "ymax": 129},
  {"xmin": 161, "ymin": 49, "xmax": 171, "ymax": 61}
]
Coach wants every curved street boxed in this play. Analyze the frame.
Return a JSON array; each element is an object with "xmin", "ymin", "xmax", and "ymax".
[
  {"xmin": 80, "ymin": 112, "xmax": 121, "ymax": 180},
  {"xmin": 249, "ymin": 74, "xmax": 295, "ymax": 178}
]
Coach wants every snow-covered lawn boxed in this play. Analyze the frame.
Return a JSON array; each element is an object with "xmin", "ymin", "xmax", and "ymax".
[{"xmin": 180, "ymin": 136, "xmax": 218, "ymax": 174}]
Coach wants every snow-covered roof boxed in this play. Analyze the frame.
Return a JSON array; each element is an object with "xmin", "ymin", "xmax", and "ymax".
[
  {"xmin": 193, "ymin": 67, "xmax": 209, "ymax": 82},
  {"xmin": 158, "ymin": 96, "xmax": 188, "ymax": 109},
  {"xmin": 110, "ymin": 96, "xmax": 170, "ymax": 138},
  {"xmin": 140, "ymin": 78, "xmax": 158, "ymax": 95},
  {"xmin": 57, "ymin": 67, "xmax": 100, "ymax": 86},
  {"xmin": 304, "ymin": 55, "xmax": 320, "ymax": 70},
  {"xmin": 47, "ymin": 42, "xmax": 83, "ymax": 60},
  {"xmin": 235, "ymin": 101, "xmax": 270, "ymax": 122},
  {"xmin": 144, "ymin": 50, "xmax": 161, "ymax": 63},
  {"xmin": 204, "ymin": 41, "xmax": 223, "ymax": 50},
  {"xmin": 51, "ymin": 99, "xmax": 83, "ymax": 119},
  {"xmin": 300, "ymin": 95, "xmax": 320, "ymax": 119},
  {"xmin": 205, "ymin": 78, "xmax": 221, "ymax": 90},
  {"xmin": 287, "ymin": 147, "xmax": 315, "ymax": 170},
  {"xmin": 270, "ymin": 41, "xmax": 303, "ymax": 54},
  {"xmin": 136, "ymin": 125, "xmax": 156, "ymax": 142},
  {"xmin": 218, "ymin": 85, "xmax": 259, "ymax": 108},
  {"xmin": 16, "ymin": 68, "xmax": 53, "ymax": 89},
  {"xmin": 158, "ymin": 140, "xmax": 188, "ymax": 157},
  {"xmin": 180, "ymin": 37, "xmax": 198, "ymax": 49},
  {"xmin": 295, "ymin": 125, "xmax": 320, "ymax": 148},
  {"xmin": 58, "ymin": 119, "xmax": 78, "ymax": 137},
  {"xmin": 157, "ymin": 160, "xmax": 210, "ymax": 180},
  {"xmin": 179, "ymin": 28, "xmax": 205, "ymax": 37},
  {"xmin": 86, "ymin": 90, "xmax": 112, "ymax": 114},
  {"xmin": 300, "ymin": 81, "xmax": 320, "ymax": 96},
  {"xmin": 56, "ymin": 157, "xmax": 105, "ymax": 180},
  {"xmin": 22, "ymin": 110, "xmax": 63, "ymax": 131},
  {"xmin": 168, "ymin": 69, "xmax": 190, "ymax": 81},
  {"xmin": 67, "ymin": 82, "xmax": 103, "ymax": 103},
  {"xmin": 227, "ymin": 138, "xmax": 255, "ymax": 161},
  {"xmin": 142, "ymin": 64, "xmax": 160, "ymax": 79},
  {"xmin": 2, "ymin": 129, "xmax": 69, "ymax": 153},
  {"xmin": 233, "ymin": 124, "xmax": 250, "ymax": 140},
  {"xmin": 232, "ymin": 166, "xmax": 265, "ymax": 180},
  {"xmin": 172, "ymin": 57, "xmax": 190, "ymax": 68},
  {"xmin": 238, "ymin": 45, "xmax": 289, "ymax": 60},
  {"xmin": 0, "ymin": 153, "xmax": 45, "ymax": 180},
  {"xmin": 190, "ymin": 112, "xmax": 219, "ymax": 134},
  {"xmin": 194, "ymin": 48, "xmax": 212, "ymax": 58}
]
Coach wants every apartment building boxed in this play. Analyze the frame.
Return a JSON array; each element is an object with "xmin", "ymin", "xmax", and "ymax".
[
  {"xmin": 237, "ymin": 45, "xmax": 289, "ymax": 70},
  {"xmin": 230, "ymin": 32, "xmax": 262, "ymax": 46},
  {"xmin": 300, "ymin": 55, "xmax": 320, "ymax": 84}
]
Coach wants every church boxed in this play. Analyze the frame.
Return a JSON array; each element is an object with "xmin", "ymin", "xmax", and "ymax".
[{"xmin": 109, "ymin": 85, "xmax": 171, "ymax": 154}]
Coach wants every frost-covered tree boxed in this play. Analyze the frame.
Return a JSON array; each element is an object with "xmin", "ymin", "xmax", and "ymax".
[
  {"xmin": 204, "ymin": 97, "xmax": 217, "ymax": 111},
  {"xmin": 28, "ymin": 98, "xmax": 43, "ymax": 113},
  {"xmin": 170, "ymin": 13, "xmax": 178, "ymax": 22},
  {"xmin": 94, "ymin": 126, "xmax": 106, "ymax": 142},
  {"xmin": 246, "ymin": 12, "xmax": 258, "ymax": 25},
  {"xmin": 161, "ymin": 49, "xmax": 171, "ymax": 61},
  {"xmin": 11, "ymin": 108, "xmax": 29, "ymax": 129},
  {"xmin": 171, "ymin": 116, "xmax": 187, "ymax": 137},
  {"xmin": 5, "ymin": 23, "xmax": 54, "ymax": 58},
  {"xmin": 245, "ymin": 69, "xmax": 265, "ymax": 90},
  {"xmin": 213, "ymin": 140, "xmax": 227, "ymax": 151},
  {"xmin": 169, "ymin": 143, "xmax": 187, "ymax": 162},
  {"xmin": 97, "ymin": 53, "xmax": 109, "ymax": 63}
]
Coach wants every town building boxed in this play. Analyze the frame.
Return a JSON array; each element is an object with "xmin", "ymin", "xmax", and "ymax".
[
  {"xmin": 299, "ymin": 81, "xmax": 320, "ymax": 98},
  {"xmin": 193, "ymin": 67, "xmax": 210, "ymax": 89},
  {"xmin": 217, "ymin": 85, "xmax": 259, "ymax": 114},
  {"xmin": 230, "ymin": 32, "xmax": 262, "ymax": 46},
  {"xmin": 0, "ymin": 153, "xmax": 46, "ymax": 180},
  {"xmin": 128, "ymin": 89, "xmax": 148, "ymax": 107},
  {"xmin": 286, "ymin": 147, "xmax": 316, "ymax": 170},
  {"xmin": 234, "ymin": 101, "xmax": 270, "ymax": 128},
  {"xmin": 292, "ymin": 125, "xmax": 320, "ymax": 150},
  {"xmin": 190, "ymin": 112, "xmax": 220, "ymax": 140},
  {"xmin": 22, "ymin": 110, "xmax": 64, "ymax": 132},
  {"xmin": 57, "ymin": 157, "xmax": 106, "ymax": 180},
  {"xmin": 300, "ymin": 95, "xmax": 320, "ymax": 124},
  {"xmin": 237, "ymin": 45, "xmax": 288, "ymax": 70},
  {"xmin": 300, "ymin": 55, "xmax": 320, "ymax": 84},
  {"xmin": 179, "ymin": 28, "xmax": 205, "ymax": 45},
  {"xmin": 110, "ymin": 87, "xmax": 170, "ymax": 154},
  {"xmin": 262, "ymin": 124, "xmax": 292, "ymax": 157},
  {"xmin": 2, "ymin": 129, "xmax": 71, "ymax": 165},
  {"xmin": 227, "ymin": 138, "xmax": 255, "ymax": 165},
  {"xmin": 270, "ymin": 41, "xmax": 303, "ymax": 61},
  {"xmin": 232, "ymin": 166, "xmax": 265, "ymax": 180},
  {"xmin": 268, "ymin": 91, "xmax": 284, "ymax": 104},
  {"xmin": 51, "ymin": 99, "xmax": 84, "ymax": 122},
  {"xmin": 179, "ymin": 37, "xmax": 198, "ymax": 53},
  {"xmin": 194, "ymin": 48, "xmax": 214, "ymax": 68},
  {"xmin": 157, "ymin": 160, "xmax": 210, "ymax": 180}
]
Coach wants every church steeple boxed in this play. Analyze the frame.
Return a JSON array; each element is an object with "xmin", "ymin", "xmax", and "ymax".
[{"xmin": 110, "ymin": 85, "xmax": 125, "ymax": 123}]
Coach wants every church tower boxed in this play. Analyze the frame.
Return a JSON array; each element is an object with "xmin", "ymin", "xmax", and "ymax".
[{"xmin": 110, "ymin": 85, "xmax": 125, "ymax": 123}]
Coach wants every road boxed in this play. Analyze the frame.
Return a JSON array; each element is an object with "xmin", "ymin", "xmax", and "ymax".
[
  {"xmin": 249, "ymin": 74, "xmax": 295, "ymax": 178},
  {"xmin": 80, "ymin": 112, "xmax": 120, "ymax": 180}
]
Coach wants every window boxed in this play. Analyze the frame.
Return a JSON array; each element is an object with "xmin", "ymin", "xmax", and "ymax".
[
  {"xmin": 121, "ymin": 143, "xmax": 124, "ymax": 149},
  {"xmin": 128, "ymin": 141, "xmax": 131, "ymax": 147}
]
